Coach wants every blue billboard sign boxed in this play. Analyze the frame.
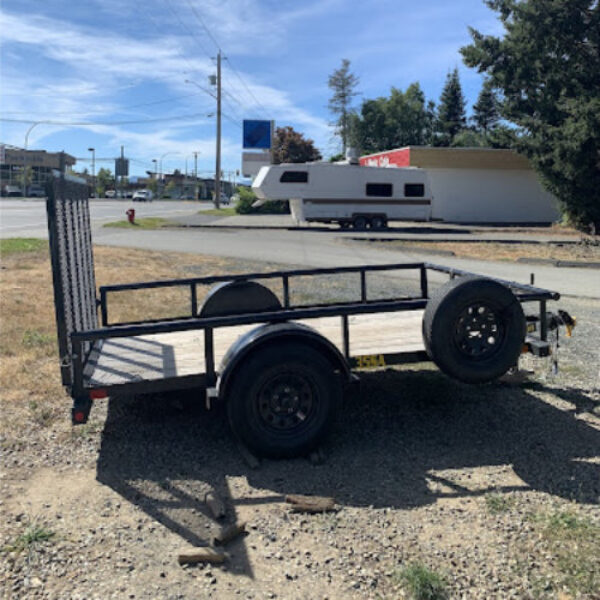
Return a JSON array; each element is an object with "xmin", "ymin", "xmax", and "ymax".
[{"xmin": 243, "ymin": 120, "xmax": 272, "ymax": 149}]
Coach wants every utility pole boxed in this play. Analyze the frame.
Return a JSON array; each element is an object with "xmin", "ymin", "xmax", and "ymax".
[
  {"xmin": 194, "ymin": 151, "xmax": 199, "ymax": 200},
  {"xmin": 120, "ymin": 145, "xmax": 124, "ymax": 198},
  {"xmin": 88, "ymin": 147, "xmax": 95, "ymax": 198},
  {"xmin": 214, "ymin": 51, "xmax": 222, "ymax": 209}
]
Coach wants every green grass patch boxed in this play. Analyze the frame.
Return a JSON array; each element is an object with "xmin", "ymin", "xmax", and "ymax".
[
  {"xmin": 22, "ymin": 329, "xmax": 55, "ymax": 349},
  {"xmin": 395, "ymin": 562, "xmax": 448, "ymax": 600},
  {"xmin": 0, "ymin": 238, "xmax": 46, "ymax": 256},
  {"xmin": 199, "ymin": 207, "xmax": 237, "ymax": 216},
  {"xmin": 528, "ymin": 509, "xmax": 600, "ymax": 596},
  {"xmin": 103, "ymin": 217, "xmax": 170, "ymax": 229},
  {"xmin": 485, "ymin": 492, "xmax": 515, "ymax": 514},
  {"xmin": 5, "ymin": 521, "xmax": 55, "ymax": 553}
]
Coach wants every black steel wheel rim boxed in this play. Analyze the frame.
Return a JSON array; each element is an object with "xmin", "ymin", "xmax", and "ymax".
[
  {"xmin": 256, "ymin": 371, "xmax": 316, "ymax": 431},
  {"xmin": 453, "ymin": 302, "xmax": 505, "ymax": 359}
]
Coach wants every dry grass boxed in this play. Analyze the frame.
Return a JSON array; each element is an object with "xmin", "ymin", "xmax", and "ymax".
[
  {"xmin": 0, "ymin": 242, "xmax": 278, "ymax": 440},
  {"xmin": 374, "ymin": 240, "xmax": 600, "ymax": 262}
]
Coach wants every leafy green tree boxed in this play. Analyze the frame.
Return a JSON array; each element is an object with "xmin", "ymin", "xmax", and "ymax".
[
  {"xmin": 472, "ymin": 78, "xmax": 499, "ymax": 134},
  {"xmin": 436, "ymin": 68, "xmax": 467, "ymax": 146},
  {"xmin": 461, "ymin": 0, "xmax": 600, "ymax": 231},
  {"xmin": 348, "ymin": 97, "xmax": 390, "ymax": 154},
  {"xmin": 96, "ymin": 167, "xmax": 113, "ymax": 196},
  {"xmin": 328, "ymin": 59, "xmax": 360, "ymax": 155},
  {"xmin": 350, "ymin": 83, "xmax": 434, "ymax": 153},
  {"xmin": 272, "ymin": 126, "xmax": 322, "ymax": 164}
]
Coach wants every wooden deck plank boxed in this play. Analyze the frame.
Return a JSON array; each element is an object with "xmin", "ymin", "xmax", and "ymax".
[{"xmin": 86, "ymin": 311, "xmax": 425, "ymax": 387}]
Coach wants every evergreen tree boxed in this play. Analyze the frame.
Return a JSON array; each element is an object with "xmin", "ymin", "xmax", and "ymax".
[
  {"xmin": 472, "ymin": 78, "xmax": 499, "ymax": 134},
  {"xmin": 462, "ymin": 0, "xmax": 600, "ymax": 231},
  {"xmin": 327, "ymin": 59, "xmax": 360, "ymax": 155},
  {"xmin": 425, "ymin": 100, "xmax": 437, "ymax": 146},
  {"xmin": 436, "ymin": 68, "xmax": 467, "ymax": 146}
]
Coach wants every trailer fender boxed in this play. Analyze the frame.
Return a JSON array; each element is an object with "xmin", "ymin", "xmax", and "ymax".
[
  {"xmin": 217, "ymin": 322, "xmax": 351, "ymax": 401},
  {"xmin": 199, "ymin": 280, "xmax": 281, "ymax": 318}
]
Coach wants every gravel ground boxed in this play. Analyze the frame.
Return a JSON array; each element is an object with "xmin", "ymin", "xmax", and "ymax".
[{"xmin": 1, "ymin": 261, "xmax": 599, "ymax": 599}]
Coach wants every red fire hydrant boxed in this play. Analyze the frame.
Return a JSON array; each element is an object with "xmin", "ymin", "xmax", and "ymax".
[{"xmin": 126, "ymin": 208, "xmax": 135, "ymax": 224}]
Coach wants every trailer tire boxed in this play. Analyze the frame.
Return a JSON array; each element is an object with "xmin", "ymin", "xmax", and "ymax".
[
  {"xmin": 227, "ymin": 342, "xmax": 340, "ymax": 458},
  {"xmin": 352, "ymin": 216, "xmax": 368, "ymax": 230},
  {"xmin": 423, "ymin": 276, "xmax": 526, "ymax": 384},
  {"xmin": 370, "ymin": 215, "xmax": 385, "ymax": 230}
]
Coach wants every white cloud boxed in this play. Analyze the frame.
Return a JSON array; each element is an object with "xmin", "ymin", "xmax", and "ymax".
[{"xmin": 0, "ymin": 6, "xmax": 332, "ymax": 166}]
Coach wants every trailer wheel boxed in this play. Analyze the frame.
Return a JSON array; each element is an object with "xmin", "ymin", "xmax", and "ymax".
[
  {"xmin": 423, "ymin": 276, "xmax": 526, "ymax": 384},
  {"xmin": 352, "ymin": 216, "xmax": 368, "ymax": 230},
  {"xmin": 340, "ymin": 221, "xmax": 351, "ymax": 230},
  {"xmin": 370, "ymin": 215, "xmax": 385, "ymax": 230},
  {"xmin": 227, "ymin": 342, "xmax": 340, "ymax": 458}
]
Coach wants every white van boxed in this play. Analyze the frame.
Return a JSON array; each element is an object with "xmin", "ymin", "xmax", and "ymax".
[
  {"xmin": 132, "ymin": 189, "xmax": 153, "ymax": 202},
  {"xmin": 253, "ymin": 162, "xmax": 432, "ymax": 229}
]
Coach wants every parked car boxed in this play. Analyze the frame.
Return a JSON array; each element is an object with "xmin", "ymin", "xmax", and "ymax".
[
  {"xmin": 132, "ymin": 189, "xmax": 153, "ymax": 202},
  {"xmin": 2, "ymin": 185, "xmax": 22, "ymax": 197},
  {"xmin": 105, "ymin": 190, "xmax": 116, "ymax": 198},
  {"xmin": 27, "ymin": 185, "xmax": 46, "ymax": 198}
]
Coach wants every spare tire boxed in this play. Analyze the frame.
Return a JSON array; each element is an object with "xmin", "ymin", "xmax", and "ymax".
[{"xmin": 423, "ymin": 276, "xmax": 526, "ymax": 383}]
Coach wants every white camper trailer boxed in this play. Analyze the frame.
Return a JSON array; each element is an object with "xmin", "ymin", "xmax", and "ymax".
[{"xmin": 253, "ymin": 162, "xmax": 432, "ymax": 229}]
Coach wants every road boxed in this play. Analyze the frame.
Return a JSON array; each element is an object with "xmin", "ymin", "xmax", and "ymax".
[
  {"xmin": 0, "ymin": 199, "xmax": 207, "ymax": 238},
  {"xmin": 1, "ymin": 199, "xmax": 599, "ymax": 298}
]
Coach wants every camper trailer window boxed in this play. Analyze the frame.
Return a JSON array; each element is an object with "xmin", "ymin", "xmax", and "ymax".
[
  {"xmin": 280, "ymin": 171, "xmax": 308, "ymax": 183},
  {"xmin": 366, "ymin": 183, "xmax": 393, "ymax": 197},
  {"xmin": 405, "ymin": 183, "xmax": 425, "ymax": 197}
]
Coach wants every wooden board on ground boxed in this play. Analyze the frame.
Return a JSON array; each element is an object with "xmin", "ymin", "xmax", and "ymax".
[{"xmin": 86, "ymin": 311, "xmax": 425, "ymax": 388}]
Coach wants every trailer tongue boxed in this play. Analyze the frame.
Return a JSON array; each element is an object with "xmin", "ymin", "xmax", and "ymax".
[{"xmin": 46, "ymin": 172, "xmax": 574, "ymax": 458}]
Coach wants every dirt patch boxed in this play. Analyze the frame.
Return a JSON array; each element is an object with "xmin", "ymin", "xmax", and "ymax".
[{"xmin": 367, "ymin": 239, "xmax": 600, "ymax": 263}]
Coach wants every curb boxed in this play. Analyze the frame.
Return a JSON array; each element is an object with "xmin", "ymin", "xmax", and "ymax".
[{"xmin": 516, "ymin": 257, "xmax": 600, "ymax": 269}]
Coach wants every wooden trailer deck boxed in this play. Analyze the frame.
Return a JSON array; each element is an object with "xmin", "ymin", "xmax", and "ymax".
[{"xmin": 85, "ymin": 311, "xmax": 425, "ymax": 387}]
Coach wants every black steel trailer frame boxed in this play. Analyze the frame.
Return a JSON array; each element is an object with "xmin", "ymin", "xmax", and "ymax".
[{"xmin": 46, "ymin": 171, "xmax": 561, "ymax": 434}]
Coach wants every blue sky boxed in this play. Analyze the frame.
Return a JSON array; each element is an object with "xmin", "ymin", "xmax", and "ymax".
[{"xmin": 0, "ymin": 0, "xmax": 503, "ymax": 178}]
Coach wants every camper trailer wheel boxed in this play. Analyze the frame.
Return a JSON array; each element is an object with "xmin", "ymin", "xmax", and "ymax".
[
  {"xmin": 227, "ymin": 342, "xmax": 340, "ymax": 458},
  {"xmin": 423, "ymin": 276, "xmax": 526, "ymax": 384},
  {"xmin": 352, "ymin": 216, "xmax": 368, "ymax": 230},
  {"xmin": 370, "ymin": 216, "xmax": 385, "ymax": 230}
]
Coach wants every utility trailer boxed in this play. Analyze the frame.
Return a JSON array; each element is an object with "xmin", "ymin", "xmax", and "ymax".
[{"xmin": 47, "ymin": 175, "xmax": 574, "ymax": 458}]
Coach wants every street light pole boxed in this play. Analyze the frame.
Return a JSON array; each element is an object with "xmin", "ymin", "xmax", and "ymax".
[
  {"xmin": 88, "ymin": 147, "xmax": 95, "ymax": 198},
  {"xmin": 214, "ymin": 50, "xmax": 222, "ymax": 209},
  {"xmin": 194, "ymin": 151, "xmax": 199, "ymax": 200}
]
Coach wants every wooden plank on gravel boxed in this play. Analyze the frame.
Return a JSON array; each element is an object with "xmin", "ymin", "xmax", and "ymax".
[
  {"xmin": 285, "ymin": 494, "xmax": 336, "ymax": 513},
  {"xmin": 177, "ymin": 547, "xmax": 226, "ymax": 565},
  {"xmin": 213, "ymin": 521, "xmax": 247, "ymax": 546},
  {"xmin": 204, "ymin": 491, "xmax": 226, "ymax": 519}
]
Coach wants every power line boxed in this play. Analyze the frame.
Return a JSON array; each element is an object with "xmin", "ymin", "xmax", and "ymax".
[
  {"xmin": 224, "ymin": 57, "xmax": 270, "ymax": 118},
  {"xmin": 164, "ymin": 0, "xmax": 214, "ymax": 61},
  {"xmin": 1, "ymin": 111, "xmax": 215, "ymax": 127},
  {"xmin": 1, "ymin": 92, "xmax": 213, "ymax": 118},
  {"xmin": 183, "ymin": 0, "xmax": 222, "ymax": 51},
  {"xmin": 179, "ymin": 0, "xmax": 270, "ymax": 118}
]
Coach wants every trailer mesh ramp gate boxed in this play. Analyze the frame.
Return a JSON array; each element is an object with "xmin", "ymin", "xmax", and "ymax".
[{"xmin": 46, "ymin": 174, "xmax": 98, "ymax": 388}]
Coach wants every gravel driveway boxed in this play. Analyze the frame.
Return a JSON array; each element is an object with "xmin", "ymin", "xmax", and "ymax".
[{"xmin": 1, "ymin": 259, "xmax": 598, "ymax": 599}]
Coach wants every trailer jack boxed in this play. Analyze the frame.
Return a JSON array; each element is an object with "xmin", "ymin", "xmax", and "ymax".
[{"xmin": 72, "ymin": 397, "xmax": 92, "ymax": 425}]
